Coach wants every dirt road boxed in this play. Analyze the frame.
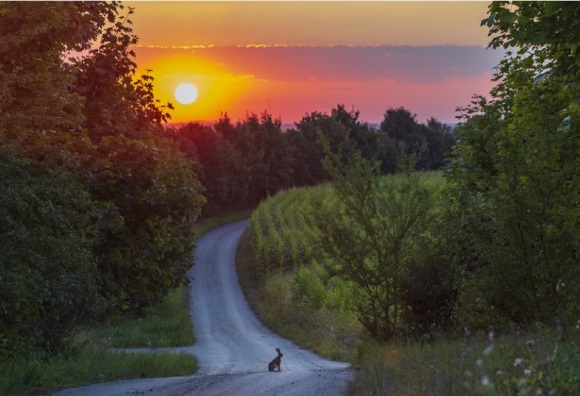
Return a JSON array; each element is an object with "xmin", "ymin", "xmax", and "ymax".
[{"xmin": 53, "ymin": 220, "xmax": 354, "ymax": 395}]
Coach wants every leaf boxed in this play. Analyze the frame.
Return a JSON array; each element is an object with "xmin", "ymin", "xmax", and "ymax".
[{"xmin": 544, "ymin": 2, "xmax": 561, "ymax": 15}]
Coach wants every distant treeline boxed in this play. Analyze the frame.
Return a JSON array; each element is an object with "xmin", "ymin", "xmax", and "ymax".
[{"xmin": 164, "ymin": 105, "xmax": 455, "ymax": 215}]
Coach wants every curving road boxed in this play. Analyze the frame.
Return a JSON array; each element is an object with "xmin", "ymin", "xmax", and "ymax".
[{"xmin": 53, "ymin": 220, "xmax": 353, "ymax": 396}]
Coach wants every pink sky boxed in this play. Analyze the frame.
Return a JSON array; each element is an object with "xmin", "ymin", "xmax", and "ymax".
[{"xmin": 127, "ymin": 1, "xmax": 504, "ymax": 125}]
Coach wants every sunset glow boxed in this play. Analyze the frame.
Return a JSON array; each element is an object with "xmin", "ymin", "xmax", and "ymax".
[
  {"xmin": 175, "ymin": 83, "xmax": 198, "ymax": 105},
  {"xmin": 127, "ymin": 1, "xmax": 503, "ymax": 125}
]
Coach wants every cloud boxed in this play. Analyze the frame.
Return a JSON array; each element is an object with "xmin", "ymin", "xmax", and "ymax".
[{"xmin": 135, "ymin": 45, "xmax": 505, "ymax": 84}]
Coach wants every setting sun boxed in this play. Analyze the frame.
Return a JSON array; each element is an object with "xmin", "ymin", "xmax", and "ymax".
[
  {"xmin": 175, "ymin": 82, "xmax": 198, "ymax": 105},
  {"xmin": 129, "ymin": 2, "xmax": 503, "ymax": 125}
]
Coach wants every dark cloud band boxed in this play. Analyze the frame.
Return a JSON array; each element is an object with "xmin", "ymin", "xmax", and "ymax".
[{"xmin": 136, "ymin": 45, "xmax": 505, "ymax": 84}]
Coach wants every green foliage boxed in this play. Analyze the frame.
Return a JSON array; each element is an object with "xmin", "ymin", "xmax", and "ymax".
[
  {"xmin": 84, "ymin": 286, "xmax": 194, "ymax": 348},
  {"xmin": 0, "ymin": 149, "xmax": 103, "ymax": 356},
  {"xmin": 167, "ymin": 121, "xmax": 247, "ymax": 214},
  {"xmin": 348, "ymin": 331, "xmax": 579, "ymax": 396},
  {"xmin": 314, "ymin": 146, "xmax": 451, "ymax": 341},
  {"xmin": 0, "ymin": 2, "xmax": 106, "ymax": 136},
  {"xmin": 482, "ymin": 1, "xmax": 580, "ymax": 84},
  {"xmin": 249, "ymin": 168, "xmax": 451, "ymax": 342},
  {"xmin": 71, "ymin": 3, "xmax": 172, "ymax": 139},
  {"xmin": 91, "ymin": 136, "xmax": 205, "ymax": 315},
  {"xmin": 292, "ymin": 261, "xmax": 357, "ymax": 313},
  {"xmin": 0, "ymin": 1, "xmax": 205, "ymax": 357},
  {"xmin": 447, "ymin": 1, "xmax": 580, "ymax": 333},
  {"xmin": 380, "ymin": 107, "xmax": 455, "ymax": 172}
]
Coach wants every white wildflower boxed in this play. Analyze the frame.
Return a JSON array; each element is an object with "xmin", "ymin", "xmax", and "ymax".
[{"xmin": 481, "ymin": 375, "xmax": 490, "ymax": 386}]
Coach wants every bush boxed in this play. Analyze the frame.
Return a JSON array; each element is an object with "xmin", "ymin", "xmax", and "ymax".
[{"xmin": 0, "ymin": 149, "xmax": 103, "ymax": 356}]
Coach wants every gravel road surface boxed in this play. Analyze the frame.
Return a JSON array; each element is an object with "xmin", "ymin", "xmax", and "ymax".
[{"xmin": 53, "ymin": 220, "xmax": 354, "ymax": 396}]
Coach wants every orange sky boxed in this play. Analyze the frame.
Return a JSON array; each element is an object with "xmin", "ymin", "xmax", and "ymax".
[{"xmin": 126, "ymin": 1, "xmax": 503, "ymax": 125}]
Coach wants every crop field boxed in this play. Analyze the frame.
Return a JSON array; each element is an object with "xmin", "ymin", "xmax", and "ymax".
[
  {"xmin": 250, "ymin": 172, "xmax": 444, "ymax": 275},
  {"xmin": 250, "ymin": 184, "xmax": 328, "ymax": 275},
  {"xmin": 248, "ymin": 172, "xmax": 445, "ymax": 312}
]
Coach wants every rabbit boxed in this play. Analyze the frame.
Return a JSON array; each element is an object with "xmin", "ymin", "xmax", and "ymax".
[{"xmin": 268, "ymin": 348, "xmax": 283, "ymax": 372}]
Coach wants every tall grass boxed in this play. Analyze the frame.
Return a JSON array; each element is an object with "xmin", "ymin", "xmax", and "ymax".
[
  {"xmin": 86, "ymin": 285, "xmax": 194, "ymax": 348},
  {"xmin": 0, "ymin": 282, "xmax": 198, "ymax": 396},
  {"xmin": 0, "ymin": 347, "xmax": 197, "ymax": 395},
  {"xmin": 349, "ymin": 330, "xmax": 579, "ymax": 395},
  {"xmin": 237, "ymin": 231, "xmax": 362, "ymax": 362}
]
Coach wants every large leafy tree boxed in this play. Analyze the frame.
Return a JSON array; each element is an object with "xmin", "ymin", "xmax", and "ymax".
[
  {"xmin": 313, "ymin": 143, "xmax": 445, "ymax": 341},
  {"xmin": 0, "ymin": 1, "xmax": 110, "ymax": 356},
  {"xmin": 71, "ymin": 4, "xmax": 172, "ymax": 140},
  {"xmin": 90, "ymin": 136, "xmax": 205, "ymax": 314},
  {"xmin": 447, "ymin": 1, "xmax": 579, "ymax": 332},
  {"xmin": 218, "ymin": 112, "xmax": 292, "ymax": 206},
  {"xmin": 483, "ymin": 1, "xmax": 580, "ymax": 84},
  {"xmin": 67, "ymin": 2, "xmax": 204, "ymax": 314},
  {"xmin": 0, "ymin": 148, "xmax": 102, "ymax": 356},
  {"xmin": 0, "ymin": 2, "xmax": 111, "ymax": 137},
  {"xmin": 290, "ymin": 104, "xmax": 382, "ymax": 186},
  {"xmin": 0, "ymin": 1, "xmax": 206, "ymax": 353},
  {"xmin": 166, "ymin": 122, "xmax": 240, "ymax": 215}
]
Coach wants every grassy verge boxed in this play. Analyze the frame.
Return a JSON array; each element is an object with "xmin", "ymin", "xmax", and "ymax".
[
  {"xmin": 86, "ymin": 285, "xmax": 194, "ymax": 348},
  {"xmin": 1, "ymin": 348, "xmax": 197, "ymax": 395},
  {"xmin": 1, "ymin": 210, "xmax": 252, "ymax": 395},
  {"xmin": 236, "ymin": 229, "xmax": 363, "ymax": 363},
  {"xmin": 348, "ymin": 331, "xmax": 579, "ymax": 395}
]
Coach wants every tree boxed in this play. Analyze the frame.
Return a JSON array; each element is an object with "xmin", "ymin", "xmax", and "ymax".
[
  {"xmin": 223, "ymin": 112, "xmax": 292, "ymax": 205},
  {"xmin": 90, "ymin": 136, "xmax": 205, "ymax": 314},
  {"xmin": 0, "ymin": 148, "xmax": 103, "ymax": 356},
  {"xmin": 313, "ymin": 143, "xmax": 437, "ymax": 341},
  {"xmin": 379, "ymin": 107, "xmax": 454, "ymax": 171},
  {"xmin": 0, "ymin": 2, "xmax": 111, "ymax": 355},
  {"xmin": 380, "ymin": 107, "xmax": 420, "ymax": 143},
  {"xmin": 71, "ymin": 4, "xmax": 172, "ymax": 140},
  {"xmin": 1, "ymin": 1, "xmax": 206, "ymax": 326},
  {"xmin": 483, "ymin": 1, "xmax": 580, "ymax": 83},
  {"xmin": 446, "ymin": 1, "xmax": 580, "ymax": 332},
  {"xmin": 422, "ymin": 117, "xmax": 455, "ymax": 170},
  {"xmin": 290, "ymin": 104, "xmax": 380, "ymax": 186},
  {"xmin": 66, "ymin": 2, "xmax": 205, "ymax": 315},
  {"xmin": 172, "ymin": 122, "xmax": 244, "ymax": 214},
  {"xmin": 0, "ymin": 2, "xmax": 112, "ymax": 138}
]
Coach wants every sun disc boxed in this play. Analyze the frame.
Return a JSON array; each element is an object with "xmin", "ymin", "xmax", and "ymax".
[{"xmin": 175, "ymin": 83, "xmax": 198, "ymax": 105}]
